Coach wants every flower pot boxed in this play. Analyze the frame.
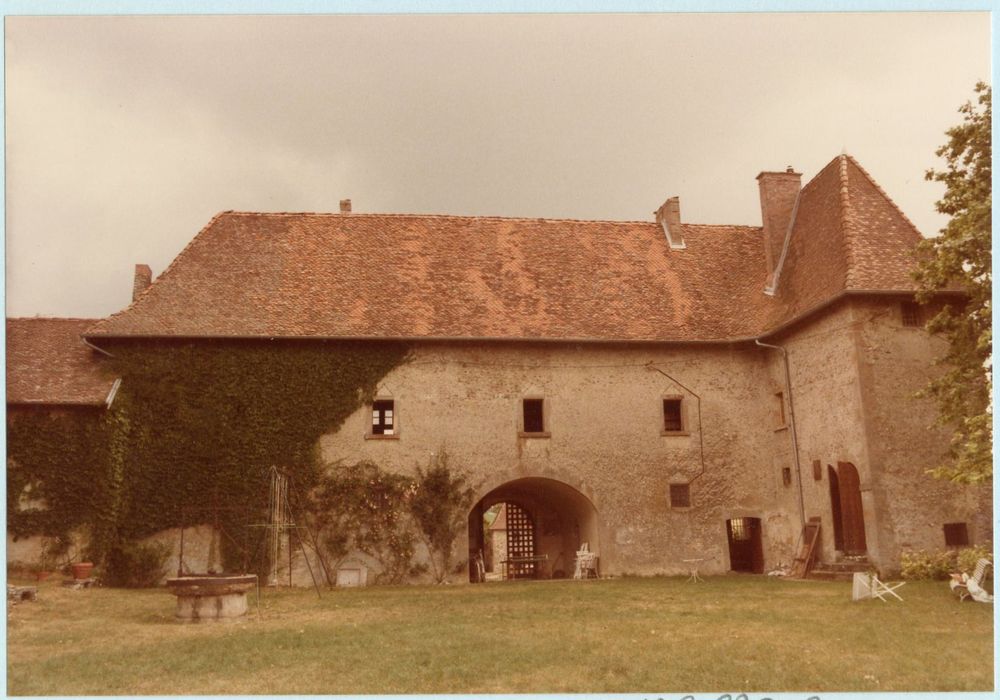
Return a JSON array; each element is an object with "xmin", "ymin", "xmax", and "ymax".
[
  {"xmin": 35, "ymin": 571, "xmax": 52, "ymax": 582},
  {"xmin": 71, "ymin": 562, "xmax": 94, "ymax": 580}
]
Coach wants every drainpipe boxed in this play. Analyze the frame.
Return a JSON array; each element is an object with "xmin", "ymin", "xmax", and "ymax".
[
  {"xmin": 755, "ymin": 339, "xmax": 806, "ymax": 529},
  {"xmin": 82, "ymin": 336, "xmax": 115, "ymax": 358}
]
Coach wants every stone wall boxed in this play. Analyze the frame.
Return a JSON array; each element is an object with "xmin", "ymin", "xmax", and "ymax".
[{"xmin": 320, "ymin": 340, "xmax": 790, "ymax": 577}]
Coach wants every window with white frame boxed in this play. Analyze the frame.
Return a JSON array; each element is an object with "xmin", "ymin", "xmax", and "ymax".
[{"xmin": 372, "ymin": 399, "xmax": 395, "ymax": 436}]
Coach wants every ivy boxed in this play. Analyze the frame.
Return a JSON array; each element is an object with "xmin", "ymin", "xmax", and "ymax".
[
  {"xmin": 7, "ymin": 407, "xmax": 110, "ymax": 544},
  {"xmin": 7, "ymin": 339, "xmax": 408, "ymax": 579}
]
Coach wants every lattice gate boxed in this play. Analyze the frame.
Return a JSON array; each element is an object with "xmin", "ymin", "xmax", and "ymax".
[{"xmin": 505, "ymin": 502, "xmax": 537, "ymax": 579}]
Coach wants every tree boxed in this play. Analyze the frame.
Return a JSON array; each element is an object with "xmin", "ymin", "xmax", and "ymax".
[{"xmin": 914, "ymin": 81, "xmax": 992, "ymax": 483}]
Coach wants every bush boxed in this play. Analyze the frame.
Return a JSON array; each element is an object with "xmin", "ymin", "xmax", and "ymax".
[
  {"xmin": 310, "ymin": 460, "xmax": 423, "ymax": 585},
  {"xmin": 409, "ymin": 450, "xmax": 475, "ymax": 583},
  {"xmin": 957, "ymin": 543, "xmax": 992, "ymax": 574},
  {"xmin": 103, "ymin": 541, "xmax": 171, "ymax": 587},
  {"xmin": 900, "ymin": 549, "xmax": 956, "ymax": 580}
]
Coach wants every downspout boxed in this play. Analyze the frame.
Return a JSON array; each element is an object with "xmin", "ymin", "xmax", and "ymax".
[
  {"xmin": 644, "ymin": 364, "xmax": 706, "ymax": 483},
  {"xmin": 82, "ymin": 336, "xmax": 115, "ymax": 358},
  {"xmin": 755, "ymin": 339, "xmax": 806, "ymax": 528}
]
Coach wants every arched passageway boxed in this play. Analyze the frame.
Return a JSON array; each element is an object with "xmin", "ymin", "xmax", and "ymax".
[{"xmin": 468, "ymin": 477, "xmax": 599, "ymax": 582}]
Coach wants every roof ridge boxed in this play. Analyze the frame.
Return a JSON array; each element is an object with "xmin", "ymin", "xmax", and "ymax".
[
  {"xmin": 221, "ymin": 210, "xmax": 767, "ymax": 230},
  {"xmin": 85, "ymin": 210, "xmax": 231, "ymax": 336},
  {"xmin": 843, "ymin": 154, "xmax": 924, "ymax": 235},
  {"xmin": 837, "ymin": 154, "xmax": 860, "ymax": 287},
  {"xmin": 7, "ymin": 316, "xmax": 101, "ymax": 322},
  {"xmin": 222, "ymin": 210, "xmax": 660, "ymax": 226}
]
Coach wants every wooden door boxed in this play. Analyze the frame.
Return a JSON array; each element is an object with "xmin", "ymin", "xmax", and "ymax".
[
  {"xmin": 836, "ymin": 461, "xmax": 867, "ymax": 554},
  {"xmin": 828, "ymin": 465, "xmax": 844, "ymax": 551},
  {"xmin": 505, "ymin": 502, "xmax": 537, "ymax": 579}
]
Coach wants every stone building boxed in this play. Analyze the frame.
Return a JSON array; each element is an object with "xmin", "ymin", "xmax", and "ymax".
[{"xmin": 7, "ymin": 154, "xmax": 990, "ymax": 581}]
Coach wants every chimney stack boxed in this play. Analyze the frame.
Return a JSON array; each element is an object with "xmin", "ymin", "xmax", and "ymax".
[
  {"xmin": 654, "ymin": 196, "xmax": 685, "ymax": 249},
  {"xmin": 339, "ymin": 199, "xmax": 352, "ymax": 214},
  {"xmin": 132, "ymin": 264, "xmax": 152, "ymax": 302},
  {"xmin": 756, "ymin": 167, "xmax": 801, "ymax": 282}
]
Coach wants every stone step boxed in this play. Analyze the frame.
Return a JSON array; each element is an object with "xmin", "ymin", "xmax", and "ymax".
[
  {"xmin": 808, "ymin": 568, "xmax": 858, "ymax": 581},
  {"xmin": 809, "ymin": 558, "xmax": 873, "ymax": 580},
  {"xmin": 822, "ymin": 561, "xmax": 872, "ymax": 572}
]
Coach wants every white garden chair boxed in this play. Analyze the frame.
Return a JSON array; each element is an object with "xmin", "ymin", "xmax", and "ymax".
[
  {"xmin": 852, "ymin": 571, "xmax": 904, "ymax": 601},
  {"xmin": 950, "ymin": 558, "xmax": 992, "ymax": 603}
]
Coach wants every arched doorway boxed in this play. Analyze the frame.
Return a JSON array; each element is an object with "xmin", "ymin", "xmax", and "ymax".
[{"xmin": 468, "ymin": 477, "xmax": 599, "ymax": 582}]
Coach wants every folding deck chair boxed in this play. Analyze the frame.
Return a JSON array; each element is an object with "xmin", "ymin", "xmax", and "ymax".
[
  {"xmin": 950, "ymin": 558, "xmax": 993, "ymax": 603},
  {"xmin": 852, "ymin": 571, "xmax": 905, "ymax": 602}
]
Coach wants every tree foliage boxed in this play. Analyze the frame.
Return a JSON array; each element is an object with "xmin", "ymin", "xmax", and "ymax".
[{"xmin": 914, "ymin": 81, "xmax": 992, "ymax": 483}]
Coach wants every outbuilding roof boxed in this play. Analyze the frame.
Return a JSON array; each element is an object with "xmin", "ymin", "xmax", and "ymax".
[
  {"xmin": 6, "ymin": 318, "xmax": 118, "ymax": 406},
  {"xmin": 83, "ymin": 153, "xmax": 926, "ymax": 343}
]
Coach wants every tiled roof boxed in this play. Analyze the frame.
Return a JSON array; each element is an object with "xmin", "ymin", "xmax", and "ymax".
[
  {"xmin": 85, "ymin": 154, "xmax": 926, "ymax": 343},
  {"xmin": 768, "ymin": 155, "xmax": 924, "ymax": 324},
  {"xmin": 6, "ymin": 318, "xmax": 117, "ymax": 406}
]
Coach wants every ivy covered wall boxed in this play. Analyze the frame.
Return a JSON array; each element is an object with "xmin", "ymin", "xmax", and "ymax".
[{"xmin": 7, "ymin": 338, "xmax": 409, "ymax": 574}]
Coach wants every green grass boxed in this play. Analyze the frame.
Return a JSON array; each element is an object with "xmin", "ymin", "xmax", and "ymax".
[{"xmin": 6, "ymin": 575, "xmax": 993, "ymax": 694}]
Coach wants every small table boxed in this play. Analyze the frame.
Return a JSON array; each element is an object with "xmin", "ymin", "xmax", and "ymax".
[
  {"xmin": 682, "ymin": 558, "xmax": 706, "ymax": 583},
  {"xmin": 501, "ymin": 555, "xmax": 549, "ymax": 580}
]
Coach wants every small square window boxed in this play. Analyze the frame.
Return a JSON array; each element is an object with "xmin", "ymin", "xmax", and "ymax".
[
  {"xmin": 663, "ymin": 398, "xmax": 683, "ymax": 432},
  {"xmin": 372, "ymin": 400, "xmax": 395, "ymax": 435},
  {"xmin": 522, "ymin": 399, "xmax": 544, "ymax": 434},
  {"xmin": 669, "ymin": 483, "xmax": 690, "ymax": 508},
  {"xmin": 901, "ymin": 301, "xmax": 922, "ymax": 327},
  {"xmin": 943, "ymin": 522, "xmax": 969, "ymax": 547}
]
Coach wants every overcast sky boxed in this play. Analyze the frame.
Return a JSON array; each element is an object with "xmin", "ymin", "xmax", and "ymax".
[{"xmin": 4, "ymin": 11, "xmax": 990, "ymax": 319}]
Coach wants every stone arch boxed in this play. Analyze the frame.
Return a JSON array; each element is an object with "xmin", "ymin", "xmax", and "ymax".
[{"xmin": 468, "ymin": 475, "xmax": 602, "ymax": 582}]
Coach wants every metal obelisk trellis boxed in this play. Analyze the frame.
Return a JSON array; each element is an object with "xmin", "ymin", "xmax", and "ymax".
[
  {"xmin": 253, "ymin": 466, "xmax": 326, "ymax": 596},
  {"xmin": 267, "ymin": 468, "xmax": 288, "ymax": 586}
]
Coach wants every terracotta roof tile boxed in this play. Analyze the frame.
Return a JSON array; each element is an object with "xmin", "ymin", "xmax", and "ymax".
[
  {"xmin": 87, "ymin": 213, "xmax": 770, "ymax": 342},
  {"xmin": 6, "ymin": 318, "xmax": 117, "ymax": 406},
  {"xmin": 84, "ymin": 154, "xmax": 927, "ymax": 344}
]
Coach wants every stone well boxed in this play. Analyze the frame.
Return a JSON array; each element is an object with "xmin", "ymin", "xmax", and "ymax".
[{"xmin": 166, "ymin": 575, "xmax": 257, "ymax": 622}]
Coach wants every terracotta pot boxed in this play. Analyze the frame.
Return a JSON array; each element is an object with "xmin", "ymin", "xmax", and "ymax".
[
  {"xmin": 35, "ymin": 571, "xmax": 52, "ymax": 582},
  {"xmin": 72, "ymin": 562, "xmax": 94, "ymax": 580}
]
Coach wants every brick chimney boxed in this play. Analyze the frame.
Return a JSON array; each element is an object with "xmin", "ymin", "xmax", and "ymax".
[
  {"xmin": 339, "ymin": 199, "xmax": 351, "ymax": 214},
  {"xmin": 654, "ymin": 196, "xmax": 685, "ymax": 249},
  {"xmin": 132, "ymin": 264, "xmax": 152, "ymax": 301},
  {"xmin": 756, "ymin": 166, "xmax": 801, "ymax": 281}
]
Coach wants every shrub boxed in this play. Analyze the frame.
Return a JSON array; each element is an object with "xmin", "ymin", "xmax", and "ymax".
[
  {"xmin": 310, "ymin": 460, "xmax": 424, "ymax": 585},
  {"xmin": 103, "ymin": 541, "xmax": 171, "ymax": 587},
  {"xmin": 957, "ymin": 543, "xmax": 992, "ymax": 574},
  {"xmin": 900, "ymin": 549, "xmax": 956, "ymax": 580},
  {"xmin": 409, "ymin": 450, "xmax": 475, "ymax": 583}
]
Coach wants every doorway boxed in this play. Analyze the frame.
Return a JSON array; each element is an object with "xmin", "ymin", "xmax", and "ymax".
[
  {"xmin": 831, "ymin": 461, "xmax": 867, "ymax": 555},
  {"xmin": 726, "ymin": 517, "xmax": 764, "ymax": 573},
  {"xmin": 468, "ymin": 477, "xmax": 600, "ymax": 582}
]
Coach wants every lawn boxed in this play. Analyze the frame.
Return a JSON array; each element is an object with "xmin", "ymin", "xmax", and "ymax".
[{"xmin": 5, "ymin": 574, "xmax": 993, "ymax": 695}]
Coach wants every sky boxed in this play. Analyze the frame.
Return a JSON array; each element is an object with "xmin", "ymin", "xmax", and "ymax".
[{"xmin": 4, "ymin": 10, "xmax": 991, "ymax": 319}]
